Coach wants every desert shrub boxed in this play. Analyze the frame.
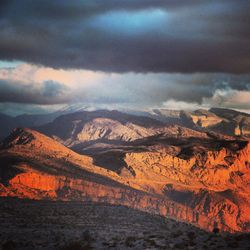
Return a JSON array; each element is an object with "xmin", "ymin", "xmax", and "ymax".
[
  {"xmin": 164, "ymin": 183, "xmax": 173, "ymax": 191},
  {"xmin": 60, "ymin": 242, "xmax": 82, "ymax": 250},
  {"xmin": 112, "ymin": 236, "xmax": 121, "ymax": 241},
  {"xmin": 188, "ymin": 241, "xmax": 196, "ymax": 247},
  {"xmin": 104, "ymin": 241, "xmax": 117, "ymax": 248},
  {"xmin": 2, "ymin": 240, "xmax": 16, "ymax": 250},
  {"xmin": 82, "ymin": 230, "xmax": 92, "ymax": 242},
  {"xmin": 234, "ymin": 233, "xmax": 250, "ymax": 241},
  {"xmin": 61, "ymin": 237, "xmax": 93, "ymax": 250},
  {"xmin": 125, "ymin": 236, "xmax": 136, "ymax": 247},
  {"xmin": 171, "ymin": 230, "xmax": 182, "ymax": 238},
  {"xmin": 227, "ymin": 241, "xmax": 239, "ymax": 248},
  {"xmin": 148, "ymin": 235, "xmax": 157, "ymax": 239},
  {"xmin": 187, "ymin": 231, "xmax": 196, "ymax": 240},
  {"xmin": 146, "ymin": 239, "xmax": 158, "ymax": 247},
  {"xmin": 174, "ymin": 242, "xmax": 188, "ymax": 249},
  {"xmin": 213, "ymin": 227, "xmax": 220, "ymax": 234}
]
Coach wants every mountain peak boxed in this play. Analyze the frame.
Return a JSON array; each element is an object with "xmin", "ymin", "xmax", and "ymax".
[
  {"xmin": 1, "ymin": 128, "xmax": 35, "ymax": 148},
  {"xmin": 1, "ymin": 128, "xmax": 69, "ymax": 153}
]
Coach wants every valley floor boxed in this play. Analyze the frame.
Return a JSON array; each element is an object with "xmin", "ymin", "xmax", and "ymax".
[{"xmin": 0, "ymin": 198, "xmax": 249, "ymax": 250}]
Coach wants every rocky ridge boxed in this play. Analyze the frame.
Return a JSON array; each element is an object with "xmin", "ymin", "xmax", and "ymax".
[{"xmin": 0, "ymin": 126, "xmax": 249, "ymax": 233}]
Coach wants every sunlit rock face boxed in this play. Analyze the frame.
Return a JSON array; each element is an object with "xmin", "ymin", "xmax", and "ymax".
[
  {"xmin": 37, "ymin": 110, "xmax": 210, "ymax": 148},
  {"xmin": 77, "ymin": 118, "xmax": 155, "ymax": 142},
  {"xmin": 0, "ymin": 109, "xmax": 250, "ymax": 232},
  {"xmin": 124, "ymin": 140, "xmax": 250, "ymax": 232},
  {"xmin": 189, "ymin": 111, "xmax": 223, "ymax": 128},
  {"xmin": 150, "ymin": 108, "xmax": 250, "ymax": 138}
]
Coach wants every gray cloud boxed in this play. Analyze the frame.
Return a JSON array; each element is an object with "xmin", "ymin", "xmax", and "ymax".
[
  {"xmin": 0, "ymin": 79, "xmax": 69, "ymax": 104},
  {"xmin": 0, "ymin": 70, "xmax": 249, "ymax": 107},
  {"xmin": 0, "ymin": 68, "xmax": 250, "ymax": 113},
  {"xmin": 0, "ymin": 0, "xmax": 250, "ymax": 73}
]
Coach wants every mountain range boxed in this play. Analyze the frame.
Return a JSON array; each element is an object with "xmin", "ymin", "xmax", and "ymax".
[{"xmin": 0, "ymin": 108, "xmax": 249, "ymax": 234}]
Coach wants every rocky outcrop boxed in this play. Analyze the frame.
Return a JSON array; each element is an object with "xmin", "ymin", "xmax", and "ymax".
[
  {"xmin": 124, "ymin": 139, "xmax": 250, "ymax": 232},
  {"xmin": 77, "ymin": 118, "xmax": 155, "ymax": 142}
]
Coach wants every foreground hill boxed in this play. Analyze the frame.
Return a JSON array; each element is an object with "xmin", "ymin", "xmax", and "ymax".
[
  {"xmin": 0, "ymin": 128, "xmax": 211, "ymax": 228},
  {"xmin": 34, "ymin": 110, "xmax": 249, "ymax": 233},
  {"xmin": 0, "ymin": 128, "xmax": 249, "ymax": 233},
  {"xmin": 1, "ymin": 198, "xmax": 250, "ymax": 250}
]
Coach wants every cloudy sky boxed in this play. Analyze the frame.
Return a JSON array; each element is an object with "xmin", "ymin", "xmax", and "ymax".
[{"xmin": 0, "ymin": 0, "xmax": 250, "ymax": 115}]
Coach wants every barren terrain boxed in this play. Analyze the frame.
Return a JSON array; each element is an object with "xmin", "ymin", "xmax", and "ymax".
[{"xmin": 1, "ymin": 198, "xmax": 250, "ymax": 250}]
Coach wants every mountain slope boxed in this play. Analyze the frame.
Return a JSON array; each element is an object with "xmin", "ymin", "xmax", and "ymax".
[
  {"xmin": 150, "ymin": 108, "xmax": 250, "ymax": 137},
  {"xmin": 209, "ymin": 108, "xmax": 250, "ymax": 137},
  {"xmin": 124, "ymin": 140, "xmax": 250, "ymax": 232},
  {"xmin": 0, "ymin": 128, "xmax": 249, "ymax": 232},
  {"xmin": 0, "ymin": 112, "xmax": 62, "ymax": 141},
  {"xmin": 0, "ymin": 128, "xmax": 216, "ymax": 231},
  {"xmin": 0, "ymin": 107, "xmax": 91, "ymax": 141},
  {"xmin": 37, "ymin": 110, "xmax": 208, "ymax": 148}
]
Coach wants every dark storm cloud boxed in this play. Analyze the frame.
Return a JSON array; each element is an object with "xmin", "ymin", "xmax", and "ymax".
[
  {"xmin": 0, "ymin": 0, "xmax": 250, "ymax": 73},
  {"xmin": 0, "ymin": 79, "xmax": 69, "ymax": 104}
]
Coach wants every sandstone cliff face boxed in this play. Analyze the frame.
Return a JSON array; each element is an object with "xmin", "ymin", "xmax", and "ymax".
[
  {"xmin": 184, "ymin": 109, "xmax": 223, "ymax": 128},
  {"xmin": 0, "ymin": 127, "xmax": 249, "ymax": 233},
  {"xmin": 124, "ymin": 140, "xmax": 250, "ymax": 232},
  {"xmin": 125, "ymin": 141, "xmax": 249, "ymax": 190},
  {"xmin": 0, "ymin": 170, "xmax": 220, "ymax": 232}
]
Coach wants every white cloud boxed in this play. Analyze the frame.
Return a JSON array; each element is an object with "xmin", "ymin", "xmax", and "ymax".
[
  {"xmin": 162, "ymin": 99, "xmax": 202, "ymax": 110},
  {"xmin": 203, "ymin": 88, "xmax": 250, "ymax": 110}
]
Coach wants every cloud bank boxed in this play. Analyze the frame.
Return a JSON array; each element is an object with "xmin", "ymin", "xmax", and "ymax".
[
  {"xmin": 0, "ymin": 64, "xmax": 249, "ymax": 113},
  {"xmin": 0, "ymin": 0, "xmax": 250, "ymax": 73},
  {"xmin": 0, "ymin": 1, "xmax": 249, "ymax": 114}
]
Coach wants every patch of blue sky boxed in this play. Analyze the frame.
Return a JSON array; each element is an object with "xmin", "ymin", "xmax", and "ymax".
[
  {"xmin": 89, "ymin": 9, "xmax": 169, "ymax": 36},
  {"xmin": 0, "ymin": 60, "xmax": 23, "ymax": 68}
]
